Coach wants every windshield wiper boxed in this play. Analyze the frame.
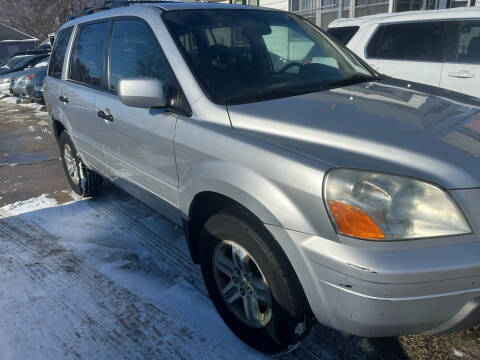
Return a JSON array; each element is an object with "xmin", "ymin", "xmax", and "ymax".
[
  {"xmin": 321, "ymin": 74, "xmax": 382, "ymax": 89},
  {"xmin": 225, "ymin": 74, "xmax": 383, "ymax": 105},
  {"xmin": 226, "ymin": 87, "xmax": 306, "ymax": 105}
]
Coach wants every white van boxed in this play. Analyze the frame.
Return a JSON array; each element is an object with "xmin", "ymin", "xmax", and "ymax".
[{"xmin": 328, "ymin": 8, "xmax": 480, "ymax": 97}]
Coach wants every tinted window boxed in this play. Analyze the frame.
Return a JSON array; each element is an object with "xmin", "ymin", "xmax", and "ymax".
[
  {"xmin": 48, "ymin": 27, "xmax": 73, "ymax": 79},
  {"xmin": 367, "ymin": 22, "xmax": 445, "ymax": 62},
  {"xmin": 453, "ymin": 21, "xmax": 480, "ymax": 64},
  {"xmin": 109, "ymin": 20, "xmax": 167, "ymax": 91},
  {"xmin": 327, "ymin": 26, "xmax": 359, "ymax": 45},
  {"xmin": 70, "ymin": 22, "xmax": 108, "ymax": 87}
]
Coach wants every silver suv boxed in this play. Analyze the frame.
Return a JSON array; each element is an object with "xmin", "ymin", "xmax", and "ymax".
[{"xmin": 45, "ymin": 1, "xmax": 480, "ymax": 353}]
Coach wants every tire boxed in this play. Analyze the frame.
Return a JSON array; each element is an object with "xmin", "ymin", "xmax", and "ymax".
[
  {"xmin": 199, "ymin": 205, "xmax": 314, "ymax": 354},
  {"xmin": 59, "ymin": 131, "xmax": 102, "ymax": 197}
]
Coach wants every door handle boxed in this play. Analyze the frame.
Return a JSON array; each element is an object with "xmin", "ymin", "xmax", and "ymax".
[
  {"xmin": 448, "ymin": 70, "xmax": 475, "ymax": 79},
  {"xmin": 59, "ymin": 95, "xmax": 69, "ymax": 103},
  {"xmin": 97, "ymin": 110, "xmax": 113, "ymax": 122}
]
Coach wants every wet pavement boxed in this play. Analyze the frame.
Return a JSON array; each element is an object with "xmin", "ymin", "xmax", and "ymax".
[{"xmin": 0, "ymin": 97, "xmax": 69, "ymax": 206}]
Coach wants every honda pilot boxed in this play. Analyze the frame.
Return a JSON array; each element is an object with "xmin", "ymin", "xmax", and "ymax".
[{"xmin": 44, "ymin": 1, "xmax": 480, "ymax": 354}]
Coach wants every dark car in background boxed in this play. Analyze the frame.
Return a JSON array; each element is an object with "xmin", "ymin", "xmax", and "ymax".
[{"xmin": 0, "ymin": 54, "xmax": 49, "ymax": 76}]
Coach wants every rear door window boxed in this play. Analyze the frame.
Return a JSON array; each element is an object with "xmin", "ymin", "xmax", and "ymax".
[
  {"xmin": 451, "ymin": 20, "xmax": 480, "ymax": 64},
  {"xmin": 69, "ymin": 21, "xmax": 109, "ymax": 87},
  {"xmin": 327, "ymin": 26, "xmax": 359, "ymax": 45},
  {"xmin": 366, "ymin": 21, "xmax": 445, "ymax": 62},
  {"xmin": 48, "ymin": 27, "xmax": 73, "ymax": 79}
]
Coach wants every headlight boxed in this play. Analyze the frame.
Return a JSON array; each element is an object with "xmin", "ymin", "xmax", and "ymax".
[
  {"xmin": 324, "ymin": 168, "xmax": 471, "ymax": 240},
  {"xmin": 1, "ymin": 78, "xmax": 10, "ymax": 84}
]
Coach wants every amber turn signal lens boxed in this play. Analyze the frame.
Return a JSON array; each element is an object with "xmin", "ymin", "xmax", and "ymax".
[{"xmin": 328, "ymin": 200, "xmax": 385, "ymax": 240}]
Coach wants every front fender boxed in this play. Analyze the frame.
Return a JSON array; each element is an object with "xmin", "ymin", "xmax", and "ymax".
[{"xmin": 179, "ymin": 160, "xmax": 309, "ymax": 231}]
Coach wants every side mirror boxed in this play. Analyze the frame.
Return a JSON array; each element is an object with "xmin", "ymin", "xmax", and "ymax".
[{"xmin": 118, "ymin": 77, "xmax": 165, "ymax": 108}]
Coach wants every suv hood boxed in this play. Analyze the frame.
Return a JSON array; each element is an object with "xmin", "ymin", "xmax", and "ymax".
[{"xmin": 227, "ymin": 78, "xmax": 480, "ymax": 189}]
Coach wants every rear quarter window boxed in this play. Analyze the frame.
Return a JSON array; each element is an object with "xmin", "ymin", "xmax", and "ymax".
[
  {"xmin": 327, "ymin": 26, "xmax": 359, "ymax": 45},
  {"xmin": 48, "ymin": 27, "xmax": 73, "ymax": 79}
]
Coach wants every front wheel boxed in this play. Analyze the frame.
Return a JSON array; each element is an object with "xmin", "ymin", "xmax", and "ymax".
[
  {"xmin": 59, "ymin": 131, "xmax": 102, "ymax": 197},
  {"xmin": 199, "ymin": 206, "xmax": 314, "ymax": 354}
]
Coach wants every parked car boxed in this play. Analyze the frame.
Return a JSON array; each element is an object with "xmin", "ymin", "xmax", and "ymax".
[
  {"xmin": 328, "ymin": 8, "xmax": 480, "ymax": 98},
  {"xmin": 11, "ymin": 59, "xmax": 48, "ymax": 102},
  {"xmin": 4, "ymin": 47, "xmax": 50, "ymax": 62},
  {"xmin": 0, "ymin": 54, "xmax": 49, "ymax": 76},
  {"xmin": 45, "ymin": 2, "xmax": 480, "ymax": 354}
]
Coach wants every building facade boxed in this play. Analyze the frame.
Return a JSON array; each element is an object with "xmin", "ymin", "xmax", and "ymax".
[{"xmin": 231, "ymin": 0, "xmax": 480, "ymax": 28}]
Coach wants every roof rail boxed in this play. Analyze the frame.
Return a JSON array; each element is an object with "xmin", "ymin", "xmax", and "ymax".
[{"xmin": 66, "ymin": 1, "xmax": 176, "ymax": 21}]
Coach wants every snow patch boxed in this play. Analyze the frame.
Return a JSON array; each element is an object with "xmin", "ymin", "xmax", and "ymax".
[
  {"xmin": 453, "ymin": 349, "xmax": 465, "ymax": 357},
  {"xmin": 0, "ymin": 95, "xmax": 47, "ymax": 114},
  {"xmin": 0, "ymin": 190, "xmax": 269, "ymax": 359},
  {"xmin": 0, "ymin": 194, "xmax": 58, "ymax": 215}
]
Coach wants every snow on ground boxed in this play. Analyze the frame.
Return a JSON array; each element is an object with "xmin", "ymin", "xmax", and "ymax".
[
  {"xmin": 0, "ymin": 187, "xmax": 409, "ymax": 360},
  {"xmin": 0, "ymin": 189, "xmax": 273, "ymax": 360},
  {"xmin": 0, "ymin": 95, "xmax": 46, "ymax": 113},
  {"xmin": 454, "ymin": 348, "xmax": 465, "ymax": 357},
  {"xmin": 0, "ymin": 193, "xmax": 57, "ymax": 214}
]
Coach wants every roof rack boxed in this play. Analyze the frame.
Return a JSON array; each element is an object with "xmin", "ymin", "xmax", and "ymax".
[{"xmin": 67, "ymin": 1, "xmax": 176, "ymax": 21}]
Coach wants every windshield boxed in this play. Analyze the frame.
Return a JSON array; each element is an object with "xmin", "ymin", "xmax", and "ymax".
[
  {"xmin": 5, "ymin": 56, "xmax": 33, "ymax": 69},
  {"xmin": 2, "ymin": 56, "xmax": 23, "ymax": 68},
  {"xmin": 163, "ymin": 9, "xmax": 373, "ymax": 105}
]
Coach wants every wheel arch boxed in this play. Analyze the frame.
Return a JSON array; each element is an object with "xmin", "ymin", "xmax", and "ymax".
[
  {"xmin": 184, "ymin": 188, "xmax": 322, "ymax": 330},
  {"xmin": 52, "ymin": 118, "xmax": 67, "ymax": 143},
  {"xmin": 179, "ymin": 161, "xmax": 312, "ymax": 263}
]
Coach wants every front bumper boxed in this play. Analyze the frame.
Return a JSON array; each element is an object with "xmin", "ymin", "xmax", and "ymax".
[
  {"xmin": 13, "ymin": 84, "xmax": 42, "ymax": 102},
  {"xmin": 306, "ymin": 247, "xmax": 480, "ymax": 337},
  {"xmin": 267, "ymin": 188, "xmax": 480, "ymax": 337}
]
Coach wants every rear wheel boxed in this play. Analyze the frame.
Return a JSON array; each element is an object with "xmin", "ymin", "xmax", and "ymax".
[
  {"xmin": 59, "ymin": 131, "xmax": 102, "ymax": 197},
  {"xmin": 199, "ymin": 206, "xmax": 314, "ymax": 354}
]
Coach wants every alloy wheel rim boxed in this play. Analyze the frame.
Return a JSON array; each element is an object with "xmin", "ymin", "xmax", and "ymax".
[
  {"xmin": 212, "ymin": 240, "xmax": 272, "ymax": 328},
  {"xmin": 63, "ymin": 143, "xmax": 80, "ymax": 185}
]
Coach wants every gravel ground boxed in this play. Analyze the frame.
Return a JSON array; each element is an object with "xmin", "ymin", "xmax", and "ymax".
[{"xmin": 0, "ymin": 95, "xmax": 479, "ymax": 359}]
